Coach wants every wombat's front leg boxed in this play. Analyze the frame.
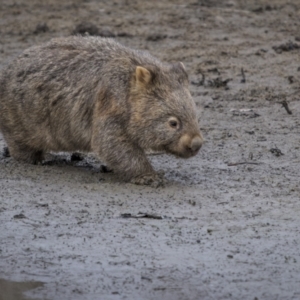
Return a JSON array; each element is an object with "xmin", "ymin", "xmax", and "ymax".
[
  {"xmin": 103, "ymin": 143, "xmax": 164, "ymax": 187},
  {"xmin": 92, "ymin": 126, "xmax": 164, "ymax": 187}
]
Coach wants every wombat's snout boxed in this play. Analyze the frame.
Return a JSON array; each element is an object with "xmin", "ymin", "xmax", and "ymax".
[
  {"xmin": 189, "ymin": 136, "xmax": 203, "ymax": 153},
  {"xmin": 175, "ymin": 134, "xmax": 203, "ymax": 158},
  {"xmin": 185, "ymin": 135, "xmax": 203, "ymax": 157}
]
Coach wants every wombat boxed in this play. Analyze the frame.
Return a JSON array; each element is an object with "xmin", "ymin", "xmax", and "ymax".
[{"xmin": 0, "ymin": 36, "xmax": 203, "ymax": 186}]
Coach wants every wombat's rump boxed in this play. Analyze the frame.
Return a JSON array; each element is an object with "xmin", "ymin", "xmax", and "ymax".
[{"xmin": 0, "ymin": 36, "xmax": 203, "ymax": 186}]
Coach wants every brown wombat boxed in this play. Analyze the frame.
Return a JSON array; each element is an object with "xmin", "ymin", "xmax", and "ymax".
[{"xmin": 0, "ymin": 36, "xmax": 203, "ymax": 186}]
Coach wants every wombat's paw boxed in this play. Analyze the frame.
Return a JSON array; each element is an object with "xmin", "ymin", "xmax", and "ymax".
[
  {"xmin": 9, "ymin": 147, "xmax": 44, "ymax": 165},
  {"xmin": 130, "ymin": 172, "xmax": 165, "ymax": 188},
  {"xmin": 70, "ymin": 152, "xmax": 84, "ymax": 162},
  {"xmin": 2, "ymin": 147, "xmax": 10, "ymax": 158},
  {"xmin": 100, "ymin": 165, "xmax": 113, "ymax": 173}
]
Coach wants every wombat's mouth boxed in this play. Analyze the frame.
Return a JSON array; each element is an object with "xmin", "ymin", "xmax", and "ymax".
[
  {"xmin": 153, "ymin": 139, "xmax": 201, "ymax": 159},
  {"xmin": 165, "ymin": 147, "xmax": 200, "ymax": 159},
  {"xmin": 162, "ymin": 134, "xmax": 203, "ymax": 159}
]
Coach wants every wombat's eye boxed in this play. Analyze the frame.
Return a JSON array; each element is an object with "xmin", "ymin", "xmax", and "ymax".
[
  {"xmin": 169, "ymin": 120, "xmax": 177, "ymax": 127},
  {"xmin": 168, "ymin": 117, "xmax": 180, "ymax": 129}
]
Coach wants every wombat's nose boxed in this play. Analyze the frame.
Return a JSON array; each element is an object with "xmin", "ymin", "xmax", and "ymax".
[{"xmin": 190, "ymin": 136, "xmax": 203, "ymax": 152}]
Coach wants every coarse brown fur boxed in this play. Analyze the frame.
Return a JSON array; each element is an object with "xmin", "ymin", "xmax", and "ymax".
[{"xmin": 0, "ymin": 36, "xmax": 203, "ymax": 186}]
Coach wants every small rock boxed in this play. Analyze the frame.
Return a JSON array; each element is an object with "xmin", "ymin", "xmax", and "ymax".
[
  {"xmin": 33, "ymin": 23, "xmax": 49, "ymax": 34},
  {"xmin": 13, "ymin": 213, "xmax": 26, "ymax": 219},
  {"xmin": 287, "ymin": 76, "xmax": 294, "ymax": 84},
  {"xmin": 202, "ymin": 96, "xmax": 213, "ymax": 108},
  {"xmin": 207, "ymin": 77, "xmax": 232, "ymax": 89},
  {"xmin": 72, "ymin": 22, "xmax": 99, "ymax": 36},
  {"xmin": 188, "ymin": 199, "xmax": 196, "ymax": 206},
  {"xmin": 117, "ymin": 32, "xmax": 133, "ymax": 38},
  {"xmin": 273, "ymin": 41, "xmax": 300, "ymax": 54},
  {"xmin": 146, "ymin": 33, "xmax": 167, "ymax": 41},
  {"xmin": 72, "ymin": 22, "xmax": 115, "ymax": 38},
  {"xmin": 257, "ymin": 136, "xmax": 267, "ymax": 142},
  {"xmin": 2, "ymin": 147, "xmax": 10, "ymax": 158}
]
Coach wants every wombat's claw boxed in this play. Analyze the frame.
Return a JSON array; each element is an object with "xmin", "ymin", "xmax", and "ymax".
[
  {"xmin": 157, "ymin": 169, "xmax": 165, "ymax": 177},
  {"xmin": 131, "ymin": 173, "xmax": 165, "ymax": 188},
  {"xmin": 100, "ymin": 165, "xmax": 113, "ymax": 173}
]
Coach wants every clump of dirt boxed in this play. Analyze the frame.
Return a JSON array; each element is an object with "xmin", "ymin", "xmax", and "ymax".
[
  {"xmin": 272, "ymin": 41, "xmax": 300, "ymax": 53},
  {"xmin": 72, "ymin": 22, "xmax": 115, "ymax": 37},
  {"xmin": 33, "ymin": 22, "xmax": 49, "ymax": 34}
]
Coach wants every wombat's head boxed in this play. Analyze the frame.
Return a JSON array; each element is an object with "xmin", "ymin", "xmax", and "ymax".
[{"xmin": 129, "ymin": 62, "xmax": 203, "ymax": 158}]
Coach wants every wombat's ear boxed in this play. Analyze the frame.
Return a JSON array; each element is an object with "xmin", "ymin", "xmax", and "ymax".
[
  {"xmin": 178, "ymin": 62, "xmax": 186, "ymax": 72},
  {"xmin": 135, "ymin": 66, "xmax": 153, "ymax": 87},
  {"xmin": 171, "ymin": 62, "xmax": 187, "ymax": 72},
  {"xmin": 171, "ymin": 62, "xmax": 188, "ymax": 83}
]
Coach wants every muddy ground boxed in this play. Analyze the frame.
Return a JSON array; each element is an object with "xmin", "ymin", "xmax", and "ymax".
[{"xmin": 0, "ymin": 0, "xmax": 300, "ymax": 299}]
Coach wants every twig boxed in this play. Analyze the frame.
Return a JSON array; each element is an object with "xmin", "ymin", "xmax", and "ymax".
[
  {"xmin": 13, "ymin": 213, "xmax": 26, "ymax": 219},
  {"xmin": 198, "ymin": 71, "xmax": 205, "ymax": 86},
  {"xmin": 240, "ymin": 68, "xmax": 246, "ymax": 83},
  {"xmin": 281, "ymin": 100, "xmax": 292, "ymax": 115},
  {"xmin": 192, "ymin": 72, "xmax": 205, "ymax": 86},
  {"xmin": 120, "ymin": 213, "xmax": 163, "ymax": 220},
  {"xmin": 227, "ymin": 161, "xmax": 263, "ymax": 166},
  {"xmin": 270, "ymin": 147, "xmax": 284, "ymax": 157}
]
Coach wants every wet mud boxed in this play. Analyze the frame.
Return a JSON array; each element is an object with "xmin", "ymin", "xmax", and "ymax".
[{"xmin": 0, "ymin": 0, "xmax": 300, "ymax": 299}]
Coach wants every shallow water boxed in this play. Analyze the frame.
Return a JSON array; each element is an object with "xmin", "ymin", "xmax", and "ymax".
[{"xmin": 0, "ymin": 278, "xmax": 43, "ymax": 300}]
